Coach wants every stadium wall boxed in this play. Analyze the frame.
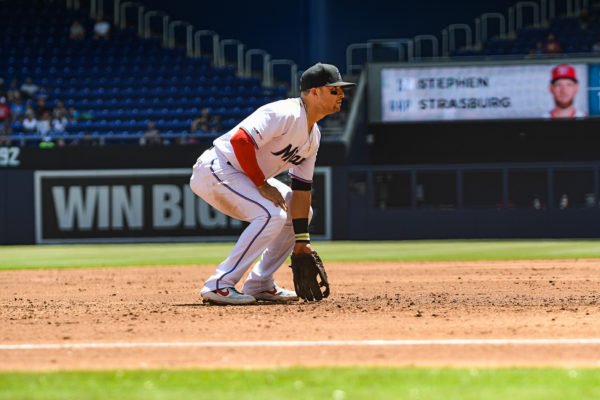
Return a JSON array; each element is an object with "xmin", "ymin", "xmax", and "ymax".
[
  {"xmin": 366, "ymin": 119, "xmax": 600, "ymax": 165},
  {"xmin": 2, "ymin": 146, "xmax": 600, "ymax": 244}
]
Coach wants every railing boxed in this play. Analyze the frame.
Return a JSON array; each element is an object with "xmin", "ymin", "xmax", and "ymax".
[
  {"xmin": 194, "ymin": 30, "xmax": 220, "ymax": 64},
  {"xmin": 478, "ymin": 12, "xmax": 506, "ymax": 46},
  {"xmin": 220, "ymin": 39, "xmax": 245, "ymax": 74},
  {"xmin": 516, "ymin": 1, "xmax": 540, "ymax": 31},
  {"xmin": 345, "ymin": 39, "xmax": 414, "ymax": 74},
  {"xmin": 143, "ymin": 10, "xmax": 168, "ymax": 47},
  {"xmin": 268, "ymin": 59, "xmax": 298, "ymax": 96},
  {"xmin": 245, "ymin": 49, "xmax": 271, "ymax": 86},
  {"xmin": 368, "ymin": 38, "xmax": 414, "ymax": 62},
  {"xmin": 346, "ymin": 43, "xmax": 370, "ymax": 75},
  {"xmin": 339, "ymin": 70, "xmax": 365, "ymax": 155},
  {"xmin": 2, "ymin": 131, "xmax": 218, "ymax": 147},
  {"xmin": 567, "ymin": 0, "xmax": 590, "ymax": 16},
  {"xmin": 118, "ymin": 2, "xmax": 143, "ymax": 31},
  {"xmin": 168, "ymin": 20, "xmax": 193, "ymax": 57},
  {"xmin": 443, "ymin": 24, "xmax": 473, "ymax": 56},
  {"xmin": 345, "ymin": 0, "xmax": 595, "ymax": 70},
  {"xmin": 414, "ymin": 35, "xmax": 439, "ymax": 59}
]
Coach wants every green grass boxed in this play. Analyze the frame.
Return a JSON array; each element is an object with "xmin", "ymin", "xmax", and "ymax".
[
  {"xmin": 2, "ymin": 240, "xmax": 600, "ymax": 270},
  {"xmin": 2, "ymin": 243, "xmax": 600, "ymax": 396},
  {"xmin": 0, "ymin": 367, "xmax": 598, "ymax": 400}
]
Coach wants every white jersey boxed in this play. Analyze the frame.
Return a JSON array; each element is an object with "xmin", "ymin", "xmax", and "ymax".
[
  {"xmin": 213, "ymin": 98, "xmax": 320, "ymax": 183},
  {"xmin": 542, "ymin": 109, "xmax": 586, "ymax": 118}
]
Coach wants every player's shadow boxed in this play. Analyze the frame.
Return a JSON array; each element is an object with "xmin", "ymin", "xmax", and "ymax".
[{"xmin": 173, "ymin": 301, "xmax": 308, "ymax": 307}]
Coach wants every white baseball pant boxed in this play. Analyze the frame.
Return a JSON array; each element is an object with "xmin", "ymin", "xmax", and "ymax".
[{"xmin": 189, "ymin": 148, "xmax": 311, "ymax": 295}]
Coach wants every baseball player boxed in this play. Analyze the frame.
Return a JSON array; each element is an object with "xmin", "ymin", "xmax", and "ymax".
[
  {"xmin": 543, "ymin": 64, "xmax": 586, "ymax": 118},
  {"xmin": 190, "ymin": 62, "xmax": 355, "ymax": 305}
]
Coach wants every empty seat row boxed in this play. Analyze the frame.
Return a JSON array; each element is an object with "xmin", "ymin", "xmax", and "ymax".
[
  {"xmin": 1, "ymin": 0, "xmax": 289, "ymax": 142},
  {"xmin": 50, "ymin": 96, "xmax": 279, "ymax": 110},
  {"xmin": 49, "ymin": 86, "xmax": 268, "ymax": 99}
]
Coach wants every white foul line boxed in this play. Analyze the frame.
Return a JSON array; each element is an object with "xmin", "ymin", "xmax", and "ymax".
[{"xmin": 2, "ymin": 338, "xmax": 600, "ymax": 350}]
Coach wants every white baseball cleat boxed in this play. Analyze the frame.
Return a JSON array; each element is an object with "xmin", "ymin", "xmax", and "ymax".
[
  {"xmin": 253, "ymin": 285, "xmax": 299, "ymax": 302},
  {"xmin": 202, "ymin": 288, "xmax": 257, "ymax": 305}
]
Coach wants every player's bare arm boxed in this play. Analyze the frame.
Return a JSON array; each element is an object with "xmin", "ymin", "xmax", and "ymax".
[{"xmin": 291, "ymin": 189, "xmax": 313, "ymax": 254}]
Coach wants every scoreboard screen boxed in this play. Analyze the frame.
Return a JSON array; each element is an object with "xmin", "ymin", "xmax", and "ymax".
[{"xmin": 369, "ymin": 61, "xmax": 600, "ymax": 123}]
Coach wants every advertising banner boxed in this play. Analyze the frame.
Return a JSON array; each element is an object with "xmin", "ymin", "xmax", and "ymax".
[{"xmin": 34, "ymin": 168, "xmax": 331, "ymax": 243}]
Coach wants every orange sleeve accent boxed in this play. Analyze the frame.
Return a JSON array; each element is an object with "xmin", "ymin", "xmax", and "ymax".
[{"xmin": 230, "ymin": 128, "xmax": 266, "ymax": 187}]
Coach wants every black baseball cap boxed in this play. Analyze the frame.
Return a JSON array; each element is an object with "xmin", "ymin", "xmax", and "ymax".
[{"xmin": 300, "ymin": 62, "xmax": 356, "ymax": 91}]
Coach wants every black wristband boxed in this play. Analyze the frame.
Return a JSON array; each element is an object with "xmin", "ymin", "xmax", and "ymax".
[
  {"xmin": 291, "ymin": 178, "xmax": 312, "ymax": 191},
  {"xmin": 292, "ymin": 218, "xmax": 309, "ymax": 234}
]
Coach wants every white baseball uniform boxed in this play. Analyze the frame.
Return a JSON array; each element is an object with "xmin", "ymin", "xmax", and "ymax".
[
  {"xmin": 190, "ymin": 97, "xmax": 318, "ymax": 295},
  {"xmin": 542, "ymin": 109, "xmax": 586, "ymax": 118}
]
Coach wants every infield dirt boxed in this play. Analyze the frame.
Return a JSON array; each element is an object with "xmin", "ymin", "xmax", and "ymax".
[{"xmin": 1, "ymin": 259, "xmax": 600, "ymax": 370}]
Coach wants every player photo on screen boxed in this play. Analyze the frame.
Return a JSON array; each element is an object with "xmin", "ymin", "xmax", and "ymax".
[
  {"xmin": 380, "ymin": 63, "xmax": 589, "ymax": 122},
  {"xmin": 543, "ymin": 64, "xmax": 586, "ymax": 118}
]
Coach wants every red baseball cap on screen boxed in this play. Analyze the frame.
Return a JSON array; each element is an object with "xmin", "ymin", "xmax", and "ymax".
[{"xmin": 551, "ymin": 64, "xmax": 577, "ymax": 83}]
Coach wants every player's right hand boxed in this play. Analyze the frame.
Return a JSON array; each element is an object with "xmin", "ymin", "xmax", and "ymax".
[{"xmin": 258, "ymin": 182, "xmax": 288, "ymax": 211}]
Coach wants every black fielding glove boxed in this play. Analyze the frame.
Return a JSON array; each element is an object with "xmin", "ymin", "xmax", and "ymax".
[{"xmin": 290, "ymin": 251, "xmax": 330, "ymax": 301}]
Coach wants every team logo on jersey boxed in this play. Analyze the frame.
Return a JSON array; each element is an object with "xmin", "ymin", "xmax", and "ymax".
[{"xmin": 272, "ymin": 144, "xmax": 306, "ymax": 165}]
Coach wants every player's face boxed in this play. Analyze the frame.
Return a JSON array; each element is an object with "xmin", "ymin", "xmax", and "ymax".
[
  {"xmin": 550, "ymin": 79, "xmax": 578, "ymax": 108},
  {"xmin": 317, "ymin": 86, "xmax": 345, "ymax": 114}
]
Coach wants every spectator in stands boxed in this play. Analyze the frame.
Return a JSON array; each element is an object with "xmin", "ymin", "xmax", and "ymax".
[
  {"xmin": 592, "ymin": 40, "xmax": 600, "ymax": 54},
  {"xmin": 0, "ymin": 77, "xmax": 5, "ymax": 97},
  {"xmin": 22, "ymin": 111, "xmax": 37, "ymax": 133},
  {"xmin": 93, "ymin": 16, "xmax": 111, "ymax": 40},
  {"xmin": 52, "ymin": 112, "xmax": 69, "ymax": 133},
  {"xmin": 543, "ymin": 33, "xmax": 561, "ymax": 55},
  {"xmin": 53, "ymin": 100, "xmax": 68, "ymax": 120},
  {"xmin": 10, "ymin": 96, "xmax": 24, "ymax": 122},
  {"xmin": 0, "ymin": 131, "xmax": 11, "ymax": 146},
  {"xmin": 6, "ymin": 79, "xmax": 20, "ymax": 102},
  {"xmin": 190, "ymin": 107, "xmax": 212, "ymax": 133},
  {"xmin": 140, "ymin": 120, "xmax": 161, "ymax": 146},
  {"xmin": 35, "ymin": 85, "xmax": 50, "ymax": 100},
  {"xmin": 209, "ymin": 115, "xmax": 223, "ymax": 133},
  {"xmin": 24, "ymin": 101, "xmax": 35, "ymax": 117},
  {"xmin": 20, "ymin": 77, "xmax": 40, "ymax": 100},
  {"xmin": 35, "ymin": 96, "xmax": 51, "ymax": 119},
  {"xmin": 36, "ymin": 111, "xmax": 52, "ymax": 136},
  {"xmin": 0, "ymin": 97, "xmax": 12, "ymax": 134},
  {"xmin": 67, "ymin": 106, "xmax": 80, "ymax": 121},
  {"xmin": 69, "ymin": 20, "xmax": 86, "ymax": 40},
  {"xmin": 543, "ymin": 64, "xmax": 585, "ymax": 118}
]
